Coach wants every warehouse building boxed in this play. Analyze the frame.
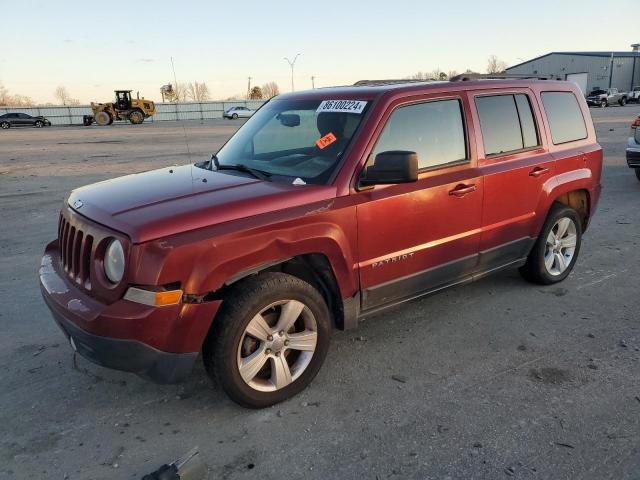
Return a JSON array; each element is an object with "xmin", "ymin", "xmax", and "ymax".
[{"xmin": 506, "ymin": 44, "xmax": 640, "ymax": 96}]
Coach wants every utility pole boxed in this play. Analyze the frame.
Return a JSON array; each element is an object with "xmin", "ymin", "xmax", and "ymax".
[
  {"xmin": 247, "ymin": 76, "xmax": 252, "ymax": 99},
  {"xmin": 608, "ymin": 52, "xmax": 614, "ymax": 89},
  {"xmin": 311, "ymin": 76, "xmax": 316, "ymax": 89},
  {"xmin": 284, "ymin": 54, "xmax": 301, "ymax": 92}
]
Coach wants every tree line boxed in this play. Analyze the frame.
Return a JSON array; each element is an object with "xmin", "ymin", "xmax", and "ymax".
[{"xmin": 1, "ymin": 57, "xmax": 509, "ymax": 107}]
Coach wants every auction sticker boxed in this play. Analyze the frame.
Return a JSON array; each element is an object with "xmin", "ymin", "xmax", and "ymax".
[
  {"xmin": 317, "ymin": 100, "xmax": 367, "ymax": 114},
  {"xmin": 316, "ymin": 132, "xmax": 337, "ymax": 149}
]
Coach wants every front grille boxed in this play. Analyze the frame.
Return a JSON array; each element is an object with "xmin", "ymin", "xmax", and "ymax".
[{"xmin": 58, "ymin": 214, "xmax": 93, "ymax": 289}]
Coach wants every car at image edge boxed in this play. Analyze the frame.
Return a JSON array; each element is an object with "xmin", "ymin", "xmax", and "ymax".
[
  {"xmin": 627, "ymin": 115, "xmax": 640, "ymax": 181},
  {"xmin": 39, "ymin": 79, "xmax": 603, "ymax": 408},
  {"xmin": 0, "ymin": 112, "xmax": 52, "ymax": 129}
]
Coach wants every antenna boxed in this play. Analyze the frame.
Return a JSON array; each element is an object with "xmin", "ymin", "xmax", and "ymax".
[
  {"xmin": 311, "ymin": 76, "xmax": 316, "ymax": 89},
  {"xmin": 247, "ymin": 76, "xmax": 252, "ymax": 99},
  {"xmin": 170, "ymin": 56, "xmax": 192, "ymax": 163}
]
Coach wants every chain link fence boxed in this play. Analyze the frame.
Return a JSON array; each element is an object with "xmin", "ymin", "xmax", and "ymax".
[{"xmin": 0, "ymin": 100, "xmax": 267, "ymax": 126}]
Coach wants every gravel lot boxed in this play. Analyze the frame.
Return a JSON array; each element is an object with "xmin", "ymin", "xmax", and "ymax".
[{"xmin": 1, "ymin": 107, "xmax": 639, "ymax": 480}]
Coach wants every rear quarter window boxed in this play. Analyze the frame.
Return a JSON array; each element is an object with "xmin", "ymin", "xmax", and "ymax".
[{"xmin": 541, "ymin": 92, "xmax": 588, "ymax": 144}]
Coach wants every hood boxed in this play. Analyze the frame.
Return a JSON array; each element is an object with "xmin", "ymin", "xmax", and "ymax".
[{"xmin": 67, "ymin": 164, "xmax": 336, "ymax": 243}]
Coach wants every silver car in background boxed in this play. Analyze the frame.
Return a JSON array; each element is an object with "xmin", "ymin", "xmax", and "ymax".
[{"xmin": 223, "ymin": 106, "xmax": 254, "ymax": 119}]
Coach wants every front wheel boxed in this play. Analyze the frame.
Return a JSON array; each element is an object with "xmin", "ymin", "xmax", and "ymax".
[
  {"xmin": 203, "ymin": 272, "xmax": 331, "ymax": 408},
  {"xmin": 635, "ymin": 168, "xmax": 640, "ymax": 182},
  {"xmin": 35, "ymin": 120, "xmax": 43, "ymax": 128},
  {"xmin": 519, "ymin": 203, "xmax": 582, "ymax": 285},
  {"xmin": 600, "ymin": 99, "xmax": 608, "ymax": 108},
  {"xmin": 232, "ymin": 113, "xmax": 238, "ymax": 119},
  {"xmin": 129, "ymin": 110, "xmax": 144, "ymax": 125}
]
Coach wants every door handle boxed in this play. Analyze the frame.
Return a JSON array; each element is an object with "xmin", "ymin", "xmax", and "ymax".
[
  {"xmin": 529, "ymin": 166, "xmax": 550, "ymax": 177},
  {"xmin": 448, "ymin": 183, "xmax": 477, "ymax": 197}
]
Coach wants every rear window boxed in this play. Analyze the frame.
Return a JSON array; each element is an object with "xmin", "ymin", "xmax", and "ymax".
[
  {"xmin": 541, "ymin": 92, "xmax": 588, "ymax": 144},
  {"xmin": 475, "ymin": 94, "xmax": 540, "ymax": 156}
]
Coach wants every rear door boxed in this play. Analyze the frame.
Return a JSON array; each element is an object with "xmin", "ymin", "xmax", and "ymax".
[
  {"xmin": 356, "ymin": 95, "xmax": 483, "ymax": 311},
  {"xmin": 471, "ymin": 90, "xmax": 555, "ymax": 268}
]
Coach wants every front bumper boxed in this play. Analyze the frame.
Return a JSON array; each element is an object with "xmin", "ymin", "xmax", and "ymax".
[
  {"xmin": 39, "ymin": 240, "xmax": 222, "ymax": 384},
  {"xmin": 627, "ymin": 137, "xmax": 640, "ymax": 169},
  {"xmin": 586, "ymin": 98, "xmax": 604, "ymax": 106}
]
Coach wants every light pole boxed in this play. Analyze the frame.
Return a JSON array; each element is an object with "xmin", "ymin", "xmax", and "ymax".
[
  {"xmin": 311, "ymin": 75, "xmax": 316, "ymax": 89},
  {"xmin": 284, "ymin": 54, "xmax": 301, "ymax": 92}
]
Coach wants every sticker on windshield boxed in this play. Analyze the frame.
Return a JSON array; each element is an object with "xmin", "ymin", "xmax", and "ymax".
[
  {"xmin": 316, "ymin": 132, "xmax": 337, "ymax": 150},
  {"xmin": 316, "ymin": 100, "xmax": 367, "ymax": 114}
]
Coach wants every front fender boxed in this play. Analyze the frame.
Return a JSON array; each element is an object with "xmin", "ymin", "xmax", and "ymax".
[{"xmin": 131, "ymin": 198, "xmax": 359, "ymax": 301}]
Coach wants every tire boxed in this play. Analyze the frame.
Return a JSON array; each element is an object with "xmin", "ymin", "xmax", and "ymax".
[
  {"xmin": 94, "ymin": 111, "xmax": 111, "ymax": 126},
  {"xmin": 0, "ymin": 121, "xmax": 10, "ymax": 129},
  {"xmin": 203, "ymin": 272, "xmax": 331, "ymax": 408},
  {"xmin": 34, "ymin": 120, "xmax": 43, "ymax": 128},
  {"xmin": 232, "ymin": 113, "xmax": 238, "ymax": 119},
  {"xmin": 620, "ymin": 97, "xmax": 627, "ymax": 106},
  {"xmin": 600, "ymin": 99, "xmax": 608, "ymax": 108},
  {"xmin": 519, "ymin": 203, "xmax": 582, "ymax": 285},
  {"xmin": 635, "ymin": 168, "xmax": 640, "ymax": 182},
  {"xmin": 129, "ymin": 110, "xmax": 144, "ymax": 125}
]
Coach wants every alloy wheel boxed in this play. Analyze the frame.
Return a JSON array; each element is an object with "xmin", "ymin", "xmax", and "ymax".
[
  {"xmin": 237, "ymin": 299, "xmax": 317, "ymax": 392},
  {"xmin": 544, "ymin": 217, "xmax": 577, "ymax": 276}
]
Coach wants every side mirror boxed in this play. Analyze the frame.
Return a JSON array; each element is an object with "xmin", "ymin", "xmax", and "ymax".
[
  {"xmin": 276, "ymin": 113, "xmax": 300, "ymax": 127},
  {"xmin": 360, "ymin": 151, "xmax": 418, "ymax": 186}
]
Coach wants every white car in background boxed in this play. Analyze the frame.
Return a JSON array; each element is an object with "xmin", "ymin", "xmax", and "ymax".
[{"xmin": 223, "ymin": 106, "xmax": 254, "ymax": 119}]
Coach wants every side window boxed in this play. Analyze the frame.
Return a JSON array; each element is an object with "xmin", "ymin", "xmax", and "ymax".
[
  {"xmin": 475, "ymin": 94, "xmax": 539, "ymax": 156},
  {"xmin": 541, "ymin": 92, "xmax": 587, "ymax": 144},
  {"xmin": 372, "ymin": 99, "xmax": 467, "ymax": 169}
]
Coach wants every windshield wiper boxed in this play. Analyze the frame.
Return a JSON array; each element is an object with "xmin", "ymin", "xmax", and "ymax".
[{"xmin": 210, "ymin": 156, "xmax": 271, "ymax": 181}]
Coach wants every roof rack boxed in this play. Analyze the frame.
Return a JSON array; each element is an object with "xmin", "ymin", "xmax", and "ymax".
[
  {"xmin": 450, "ymin": 73, "xmax": 562, "ymax": 82},
  {"xmin": 353, "ymin": 79, "xmax": 437, "ymax": 86}
]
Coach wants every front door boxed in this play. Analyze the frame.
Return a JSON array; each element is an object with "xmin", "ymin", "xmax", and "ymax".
[{"xmin": 356, "ymin": 96, "xmax": 483, "ymax": 311}]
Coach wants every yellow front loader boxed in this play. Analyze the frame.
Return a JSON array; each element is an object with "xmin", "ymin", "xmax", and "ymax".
[{"xmin": 87, "ymin": 90, "xmax": 156, "ymax": 126}]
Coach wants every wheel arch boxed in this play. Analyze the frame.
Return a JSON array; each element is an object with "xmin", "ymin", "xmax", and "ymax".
[
  {"xmin": 214, "ymin": 253, "xmax": 353, "ymax": 330},
  {"xmin": 553, "ymin": 189, "xmax": 590, "ymax": 231}
]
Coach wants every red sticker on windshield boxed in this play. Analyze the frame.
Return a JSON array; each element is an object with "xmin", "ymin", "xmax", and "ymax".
[{"xmin": 316, "ymin": 132, "xmax": 337, "ymax": 150}]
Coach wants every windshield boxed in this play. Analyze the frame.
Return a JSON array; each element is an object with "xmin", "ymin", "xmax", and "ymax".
[
  {"xmin": 214, "ymin": 98, "xmax": 369, "ymax": 184},
  {"xmin": 589, "ymin": 89, "xmax": 606, "ymax": 95}
]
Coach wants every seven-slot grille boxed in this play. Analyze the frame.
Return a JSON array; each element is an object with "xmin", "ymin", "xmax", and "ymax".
[{"xmin": 58, "ymin": 214, "xmax": 93, "ymax": 288}]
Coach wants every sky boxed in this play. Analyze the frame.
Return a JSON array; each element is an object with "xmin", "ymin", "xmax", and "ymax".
[{"xmin": 1, "ymin": 0, "xmax": 638, "ymax": 104}]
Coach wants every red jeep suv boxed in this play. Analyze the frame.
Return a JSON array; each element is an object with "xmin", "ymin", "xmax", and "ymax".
[{"xmin": 40, "ymin": 79, "xmax": 602, "ymax": 407}]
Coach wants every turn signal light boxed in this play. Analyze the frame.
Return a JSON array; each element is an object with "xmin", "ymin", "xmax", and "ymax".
[{"xmin": 124, "ymin": 287, "xmax": 183, "ymax": 307}]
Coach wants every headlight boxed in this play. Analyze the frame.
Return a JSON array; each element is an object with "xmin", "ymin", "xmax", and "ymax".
[{"xmin": 104, "ymin": 239, "xmax": 125, "ymax": 283}]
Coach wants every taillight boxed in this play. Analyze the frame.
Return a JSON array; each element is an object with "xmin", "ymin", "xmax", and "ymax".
[{"xmin": 632, "ymin": 117, "xmax": 640, "ymax": 129}]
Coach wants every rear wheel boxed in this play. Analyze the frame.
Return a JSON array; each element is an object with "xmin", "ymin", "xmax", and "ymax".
[
  {"xmin": 94, "ymin": 111, "xmax": 112, "ymax": 126},
  {"xmin": 1, "ymin": 121, "xmax": 10, "ymax": 129},
  {"xmin": 203, "ymin": 272, "xmax": 331, "ymax": 408},
  {"xmin": 129, "ymin": 110, "xmax": 144, "ymax": 125},
  {"xmin": 519, "ymin": 203, "xmax": 582, "ymax": 285},
  {"xmin": 620, "ymin": 97, "xmax": 627, "ymax": 106}
]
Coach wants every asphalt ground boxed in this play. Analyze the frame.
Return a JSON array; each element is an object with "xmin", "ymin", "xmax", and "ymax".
[{"xmin": 0, "ymin": 106, "xmax": 639, "ymax": 479}]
